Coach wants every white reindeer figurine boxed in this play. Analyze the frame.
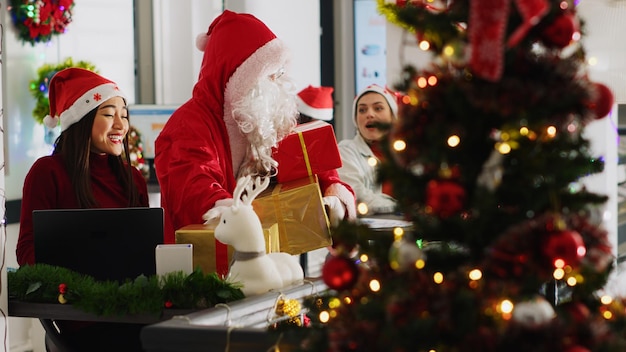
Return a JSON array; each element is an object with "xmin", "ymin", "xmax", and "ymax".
[{"xmin": 209, "ymin": 175, "xmax": 304, "ymax": 296}]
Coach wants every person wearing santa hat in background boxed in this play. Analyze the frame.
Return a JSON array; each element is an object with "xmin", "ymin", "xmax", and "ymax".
[
  {"xmin": 296, "ymin": 85, "xmax": 335, "ymax": 123},
  {"xmin": 337, "ymin": 84, "xmax": 399, "ymax": 215},
  {"xmin": 154, "ymin": 11, "xmax": 356, "ymax": 247},
  {"xmin": 16, "ymin": 67, "xmax": 148, "ymax": 351}
]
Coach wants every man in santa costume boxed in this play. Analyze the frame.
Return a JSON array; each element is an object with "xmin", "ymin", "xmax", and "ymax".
[{"xmin": 155, "ymin": 10, "xmax": 356, "ymax": 244}]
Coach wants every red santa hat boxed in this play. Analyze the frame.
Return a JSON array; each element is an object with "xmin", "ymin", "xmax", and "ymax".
[
  {"xmin": 195, "ymin": 10, "xmax": 291, "ymax": 175},
  {"xmin": 352, "ymin": 84, "xmax": 399, "ymax": 127},
  {"xmin": 43, "ymin": 67, "xmax": 127, "ymax": 132},
  {"xmin": 195, "ymin": 10, "xmax": 287, "ymax": 107},
  {"xmin": 296, "ymin": 85, "xmax": 334, "ymax": 121}
]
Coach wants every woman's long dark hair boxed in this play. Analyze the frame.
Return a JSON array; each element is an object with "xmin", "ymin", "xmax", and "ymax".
[{"xmin": 52, "ymin": 108, "xmax": 142, "ymax": 208}]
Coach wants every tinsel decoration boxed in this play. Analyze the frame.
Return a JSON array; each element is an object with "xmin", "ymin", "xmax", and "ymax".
[
  {"xmin": 277, "ymin": 297, "xmax": 307, "ymax": 327},
  {"xmin": 8, "ymin": 0, "xmax": 75, "ymax": 46}
]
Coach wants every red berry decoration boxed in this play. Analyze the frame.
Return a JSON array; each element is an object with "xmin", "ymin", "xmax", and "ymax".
[
  {"xmin": 543, "ymin": 230, "xmax": 586, "ymax": 267},
  {"xmin": 425, "ymin": 179, "xmax": 466, "ymax": 218},
  {"xmin": 588, "ymin": 82, "xmax": 614, "ymax": 119},
  {"xmin": 322, "ymin": 255, "xmax": 359, "ymax": 291},
  {"xmin": 541, "ymin": 13, "xmax": 578, "ymax": 48}
]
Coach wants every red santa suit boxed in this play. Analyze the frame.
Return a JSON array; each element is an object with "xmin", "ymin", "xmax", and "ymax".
[{"xmin": 155, "ymin": 10, "xmax": 355, "ymax": 244}]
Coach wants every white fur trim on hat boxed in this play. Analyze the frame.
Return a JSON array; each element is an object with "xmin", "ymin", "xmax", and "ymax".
[
  {"xmin": 59, "ymin": 83, "xmax": 127, "ymax": 132},
  {"xmin": 43, "ymin": 114, "xmax": 60, "ymax": 129},
  {"xmin": 352, "ymin": 84, "xmax": 399, "ymax": 127}
]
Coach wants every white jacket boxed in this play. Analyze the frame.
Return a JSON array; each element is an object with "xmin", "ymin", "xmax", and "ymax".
[{"xmin": 337, "ymin": 133, "xmax": 397, "ymax": 215}]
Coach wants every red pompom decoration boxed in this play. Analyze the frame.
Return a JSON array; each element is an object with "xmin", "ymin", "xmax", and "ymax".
[
  {"xmin": 541, "ymin": 13, "xmax": 578, "ymax": 48},
  {"xmin": 588, "ymin": 82, "xmax": 614, "ymax": 119},
  {"xmin": 322, "ymin": 255, "xmax": 359, "ymax": 291},
  {"xmin": 425, "ymin": 179, "xmax": 466, "ymax": 218},
  {"xmin": 543, "ymin": 230, "xmax": 586, "ymax": 267}
]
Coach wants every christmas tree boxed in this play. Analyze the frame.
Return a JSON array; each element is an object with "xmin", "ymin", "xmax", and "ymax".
[{"xmin": 286, "ymin": 1, "xmax": 626, "ymax": 351}]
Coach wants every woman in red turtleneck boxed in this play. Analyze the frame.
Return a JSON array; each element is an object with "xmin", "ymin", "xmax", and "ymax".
[{"xmin": 16, "ymin": 67, "xmax": 148, "ymax": 352}]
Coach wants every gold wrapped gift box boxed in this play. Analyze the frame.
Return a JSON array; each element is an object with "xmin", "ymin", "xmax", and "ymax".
[
  {"xmin": 252, "ymin": 175, "xmax": 331, "ymax": 255},
  {"xmin": 175, "ymin": 222, "xmax": 279, "ymax": 274}
]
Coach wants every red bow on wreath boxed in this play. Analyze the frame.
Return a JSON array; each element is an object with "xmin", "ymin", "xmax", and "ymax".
[{"xmin": 468, "ymin": 0, "xmax": 549, "ymax": 82}]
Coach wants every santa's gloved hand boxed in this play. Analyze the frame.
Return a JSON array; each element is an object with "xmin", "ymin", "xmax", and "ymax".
[
  {"xmin": 323, "ymin": 195, "xmax": 346, "ymax": 227},
  {"xmin": 202, "ymin": 198, "xmax": 235, "ymax": 223}
]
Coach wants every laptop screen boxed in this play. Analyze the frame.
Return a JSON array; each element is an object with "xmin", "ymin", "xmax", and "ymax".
[{"xmin": 33, "ymin": 207, "xmax": 164, "ymax": 282}]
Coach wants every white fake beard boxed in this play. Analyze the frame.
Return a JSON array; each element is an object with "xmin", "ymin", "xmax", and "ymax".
[{"xmin": 232, "ymin": 75, "xmax": 298, "ymax": 178}]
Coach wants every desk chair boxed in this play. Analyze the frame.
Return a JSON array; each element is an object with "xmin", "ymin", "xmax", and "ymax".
[{"xmin": 40, "ymin": 319, "xmax": 76, "ymax": 352}]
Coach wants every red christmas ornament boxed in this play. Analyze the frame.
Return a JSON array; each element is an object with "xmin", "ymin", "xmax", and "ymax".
[
  {"xmin": 322, "ymin": 255, "xmax": 359, "ymax": 291},
  {"xmin": 587, "ymin": 82, "xmax": 614, "ymax": 119},
  {"xmin": 542, "ymin": 230, "xmax": 586, "ymax": 267},
  {"xmin": 541, "ymin": 12, "xmax": 578, "ymax": 48},
  {"xmin": 425, "ymin": 179, "xmax": 466, "ymax": 218},
  {"xmin": 164, "ymin": 301, "xmax": 173, "ymax": 308}
]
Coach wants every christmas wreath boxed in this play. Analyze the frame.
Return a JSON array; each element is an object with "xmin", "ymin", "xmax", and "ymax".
[
  {"xmin": 8, "ymin": 0, "xmax": 75, "ymax": 46},
  {"xmin": 29, "ymin": 57, "xmax": 97, "ymax": 125},
  {"xmin": 9, "ymin": 264, "xmax": 245, "ymax": 317}
]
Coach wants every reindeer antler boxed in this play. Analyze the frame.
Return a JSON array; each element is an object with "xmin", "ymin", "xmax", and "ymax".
[
  {"xmin": 232, "ymin": 175, "xmax": 270, "ymax": 208},
  {"xmin": 232, "ymin": 175, "xmax": 252, "ymax": 208},
  {"xmin": 241, "ymin": 177, "xmax": 270, "ymax": 206}
]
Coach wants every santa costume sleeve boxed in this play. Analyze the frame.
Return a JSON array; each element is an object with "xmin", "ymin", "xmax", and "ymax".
[{"xmin": 154, "ymin": 106, "xmax": 235, "ymax": 243}]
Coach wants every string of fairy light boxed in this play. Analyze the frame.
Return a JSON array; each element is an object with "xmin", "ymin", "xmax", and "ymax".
[{"xmin": 316, "ymin": 225, "xmax": 620, "ymax": 329}]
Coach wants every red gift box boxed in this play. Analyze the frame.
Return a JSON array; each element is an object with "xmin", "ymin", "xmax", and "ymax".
[{"xmin": 274, "ymin": 120, "xmax": 342, "ymax": 183}]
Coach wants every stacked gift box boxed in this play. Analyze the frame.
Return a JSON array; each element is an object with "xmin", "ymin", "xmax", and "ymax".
[{"xmin": 176, "ymin": 120, "xmax": 342, "ymax": 275}]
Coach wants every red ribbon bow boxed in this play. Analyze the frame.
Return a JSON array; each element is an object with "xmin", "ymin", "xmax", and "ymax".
[{"xmin": 468, "ymin": 0, "xmax": 549, "ymax": 82}]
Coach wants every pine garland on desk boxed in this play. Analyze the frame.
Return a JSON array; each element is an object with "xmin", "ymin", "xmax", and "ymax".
[{"xmin": 8, "ymin": 264, "xmax": 244, "ymax": 317}]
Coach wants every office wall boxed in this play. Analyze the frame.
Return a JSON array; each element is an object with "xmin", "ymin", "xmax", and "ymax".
[
  {"xmin": 150, "ymin": 0, "xmax": 322, "ymax": 106},
  {"xmin": 2, "ymin": 1, "xmax": 135, "ymax": 350}
]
